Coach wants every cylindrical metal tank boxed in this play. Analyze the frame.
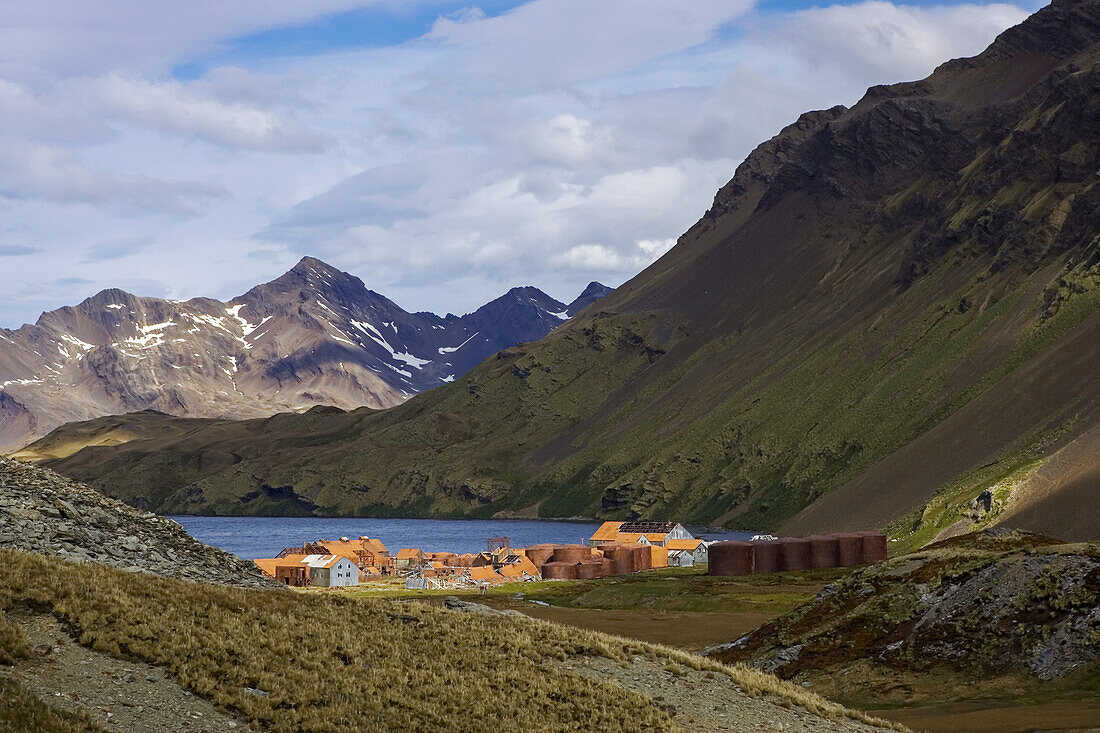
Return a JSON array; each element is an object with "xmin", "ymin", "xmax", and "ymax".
[
  {"xmin": 604, "ymin": 546, "xmax": 634, "ymax": 575},
  {"xmin": 524, "ymin": 544, "xmax": 556, "ymax": 568},
  {"xmin": 808, "ymin": 535, "xmax": 840, "ymax": 569},
  {"xmin": 854, "ymin": 531, "xmax": 888, "ymax": 564},
  {"xmin": 707, "ymin": 541, "xmax": 754, "ymax": 576},
  {"xmin": 541, "ymin": 561, "xmax": 578, "ymax": 580},
  {"xmin": 752, "ymin": 540, "xmax": 782, "ymax": 574},
  {"xmin": 778, "ymin": 537, "xmax": 812, "ymax": 571},
  {"xmin": 600, "ymin": 558, "xmax": 616, "ymax": 577},
  {"xmin": 576, "ymin": 560, "xmax": 603, "ymax": 579},
  {"xmin": 552, "ymin": 545, "xmax": 590, "ymax": 564},
  {"xmin": 834, "ymin": 533, "xmax": 864, "ymax": 567},
  {"xmin": 632, "ymin": 545, "xmax": 652, "ymax": 572}
]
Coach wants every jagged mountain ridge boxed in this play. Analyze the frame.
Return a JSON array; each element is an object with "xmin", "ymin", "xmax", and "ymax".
[
  {"xmin": 0, "ymin": 258, "xmax": 610, "ymax": 451},
  {"xmin": 30, "ymin": 0, "xmax": 1100, "ymax": 539}
]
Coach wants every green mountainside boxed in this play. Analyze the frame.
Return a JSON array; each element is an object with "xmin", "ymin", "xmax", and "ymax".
[{"xmin": 28, "ymin": 0, "xmax": 1100, "ymax": 540}]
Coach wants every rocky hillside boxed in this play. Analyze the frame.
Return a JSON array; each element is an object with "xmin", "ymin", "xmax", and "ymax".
[
  {"xmin": 0, "ymin": 457, "xmax": 271, "ymax": 587},
  {"xmin": 0, "ymin": 256, "xmax": 610, "ymax": 452},
  {"xmin": 30, "ymin": 0, "xmax": 1100, "ymax": 538},
  {"xmin": 704, "ymin": 530, "xmax": 1100, "ymax": 711}
]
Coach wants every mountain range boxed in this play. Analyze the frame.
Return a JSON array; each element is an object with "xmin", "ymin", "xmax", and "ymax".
[
  {"xmin": 19, "ymin": 0, "xmax": 1100, "ymax": 542},
  {"xmin": 0, "ymin": 258, "xmax": 610, "ymax": 451}
]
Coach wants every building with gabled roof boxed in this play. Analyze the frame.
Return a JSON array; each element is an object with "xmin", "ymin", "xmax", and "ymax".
[
  {"xmin": 298, "ymin": 554, "xmax": 359, "ymax": 587},
  {"xmin": 589, "ymin": 521, "xmax": 694, "ymax": 548},
  {"xmin": 589, "ymin": 521, "xmax": 625, "ymax": 546},
  {"xmin": 395, "ymin": 548, "xmax": 427, "ymax": 569}
]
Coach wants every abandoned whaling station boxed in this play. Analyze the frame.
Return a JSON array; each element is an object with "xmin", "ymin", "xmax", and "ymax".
[{"xmin": 251, "ymin": 521, "xmax": 889, "ymax": 589}]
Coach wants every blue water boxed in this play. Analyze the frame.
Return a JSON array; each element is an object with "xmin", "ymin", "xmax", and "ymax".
[{"xmin": 169, "ymin": 516, "xmax": 757, "ymax": 559}]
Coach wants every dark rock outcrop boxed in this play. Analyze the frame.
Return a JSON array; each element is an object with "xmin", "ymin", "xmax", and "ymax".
[{"xmin": 0, "ymin": 457, "xmax": 273, "ymax": 588}]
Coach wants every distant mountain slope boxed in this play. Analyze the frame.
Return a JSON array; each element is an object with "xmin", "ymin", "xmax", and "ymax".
[
  {"xmin": 32, "ymin": 0, "xmax": 1100, "ymax": 540},
  {"xmin": 0, "ymin": 257, "xmax": 610, "ymax": 451}
]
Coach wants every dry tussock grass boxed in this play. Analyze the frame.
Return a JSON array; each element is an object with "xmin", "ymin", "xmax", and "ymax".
[
  {"xmin": 0, "ymin": 676, "xmax": 105, "ymax": 733},
  {"xmin": 0, "ymin": 549, "xmax": 899, "ymax": 731},
  {"xmin": 0, "ymin": 549, "xmax": 674, "ymax": 732}
]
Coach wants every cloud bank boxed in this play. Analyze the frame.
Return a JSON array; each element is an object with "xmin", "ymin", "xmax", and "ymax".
[{"xmin": 0, "ymin": 0, "xmax": 1035, "ymax": 328}]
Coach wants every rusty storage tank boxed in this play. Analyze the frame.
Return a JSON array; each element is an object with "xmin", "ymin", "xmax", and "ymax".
[
  {"xmin": 833, "ymin": 533, "xmax": 864, "ymax": 567},
  {"xmin": 576, "ymin": 560, "xmax": 603, "ymax": 579},
  {"xmin": 524, "ymin": 544, "xmax": 557, "ymax": 568},
  {"xmin": 707, "ymin": 541, "xmax": 754, "ymax": 576},
  {"xmin": 632, "ymin": 545, "xmax": 652, "ymax": 572},
  {"xmin": 552, "ymin": 545, "xmax": 591, "ymax": 564},
  {"xmin": 600, "ymin": 558, "xmax": 616, "ymax": 577},
  {"xmin": 541, "ymin": 561, "xmax": 578, "ymax": 580},
  {"xmin": 752, "ymin": 540, "xmax": 782, "ymax": 574},
  {"xmin": 808, "ymin": 535, "xmax": 840, "ymax": 569},
  {"xmin": 605, "ymin": 546, "xmax": 634, "ymax": 575},
  {"xmin": 854, "ymin": 531, "xmax": 888, "ymax": 564},
  {"xmin": 778, "ymin": 537, "xmax": 812, "ymax": 571}
]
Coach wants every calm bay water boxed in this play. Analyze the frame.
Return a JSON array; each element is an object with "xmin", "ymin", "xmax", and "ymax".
[{"xmin": 169, "ymin": 515, "xmax": 756, "ymax": 559}]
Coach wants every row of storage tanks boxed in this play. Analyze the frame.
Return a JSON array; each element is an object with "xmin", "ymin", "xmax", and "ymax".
[
  {"xmin": 707, "ymin": 532, "xmax": 887, "ymax": 576},
  {"xmin": 525, "ymin": 543, "xmax": 657, "ymax": 580}
]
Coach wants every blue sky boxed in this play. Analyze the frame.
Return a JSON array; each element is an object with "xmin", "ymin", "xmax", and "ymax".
[
  {"xmin": 178, "ymin": 0, "xmax": 1041, "ymax": 75},
  {"xmin": 0, "ymin": 0, "xmax": 1039, "ymax": 328}
]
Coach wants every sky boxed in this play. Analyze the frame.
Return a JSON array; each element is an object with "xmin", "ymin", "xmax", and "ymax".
[{"xmin": 0, "ymin": 0, "xmax": 1043, "ymax": 328}]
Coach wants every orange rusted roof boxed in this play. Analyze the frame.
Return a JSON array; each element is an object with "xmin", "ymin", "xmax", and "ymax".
[
  {"xmin": 396, "ymin": 548, "xmax": 425, "ymax": 559},
  {"xmin": 253, "ymin": 558, "xmax": 279, "ymax": 577},
  {"xmin": 665, "ymin": 539, "xmax": 703, "ymax": 551},
  {"xmin": 513, "ymin": 556, "xmax": 540, "ymax": 577},
  {"xmin": 272, "ymin": 554, "xmax": 310, "ymax": 567},
  {"xmin": 469, "ymin": 566, "xmax": 506, "ymax": 583},
  {"xmin": 359, "ymin": 536, "xmax": 389, "ymax": 554},
  {"xmin": 616, "ymin": 533, "xmax": 648, "ymax": 544},
  {"xmin": 590, "ymin": 521, "xmax": 625, "ymax": 541}
]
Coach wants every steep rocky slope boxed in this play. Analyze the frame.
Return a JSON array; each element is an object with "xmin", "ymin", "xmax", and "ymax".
[
  {"xmin": 703, "ymin": 530, "xmax": 1100, "ymax": 716},
  {"xmin": 0, "ymin": 457, "xmax": 271, "ymax": 587},
  {"xmin": 0, "ymin": 256, "xmax": 609, "ymax": 452},
  {"xmin": 32, "ymin": 0, "xmax": 1100, "ymax": 537}
]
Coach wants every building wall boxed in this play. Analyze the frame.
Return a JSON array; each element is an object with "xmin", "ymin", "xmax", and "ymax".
[
  {"xmin": 329, "ymin": 559, "xmax": 359, "ymax": 587},
  {"xmin": 668, "ymin": 524, "xmax": 694, "ymax": 541},
  {"xmin": 669, "ymin": 552, "xmax": 694, "ymax": 567}
]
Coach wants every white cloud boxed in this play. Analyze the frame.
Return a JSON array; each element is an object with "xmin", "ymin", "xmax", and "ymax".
[
  {"xmin": 90, "ymin": 74, "xmax": 331, "ymax": 152},
  {"xmin": 0, "ymin": 0, "xmax": 1036, "ymax": 328},
  {"xmin": 0, "ymin": 1, "xmax": 393, "ymax": 78},
  {"xmin": 0, "ymin": 145, "xmax": 226, "ymax": 215}
]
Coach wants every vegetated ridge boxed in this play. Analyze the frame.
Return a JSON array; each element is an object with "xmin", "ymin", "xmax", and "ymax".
[
  {"xmin": 30, "ymin": 0, "xmax": 1100, "ymax": 540},
  {"xmin": 0, "ymin": 256, "xmax": 610, "ymax": 452},
  {"xmin": 704, "ymin": 529, "xmax": 1100, "ymax": 716}
]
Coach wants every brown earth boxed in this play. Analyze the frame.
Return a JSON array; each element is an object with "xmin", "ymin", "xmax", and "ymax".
[
  {"xmin": 511, "ymin": 606, "xmax": 776, "ymax": 650},
  {"xmin": 2, "ymin": 610, "xmax": 245, "ymax": 732},
  {"xmin": 879, "ymin": 699, "xmax": 1100, "ymax": 733}
]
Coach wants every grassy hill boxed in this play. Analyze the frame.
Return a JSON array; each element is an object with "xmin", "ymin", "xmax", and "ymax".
[
  {"xmin": 25, "ymin": 0, "xmax": 1100, "ymax": 540},
  {"xmin": 0, "ymin": 549, "xmax": 897, "ymax": 732}
]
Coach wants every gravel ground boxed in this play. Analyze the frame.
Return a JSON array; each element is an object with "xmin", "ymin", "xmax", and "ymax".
[
  {"xmin": 2, "ymin": 611, "xmax": 249, "ymax": 732},
  {"xmin": 561, "ymin": 655, "xmax": 896, "ymax": 732}
]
